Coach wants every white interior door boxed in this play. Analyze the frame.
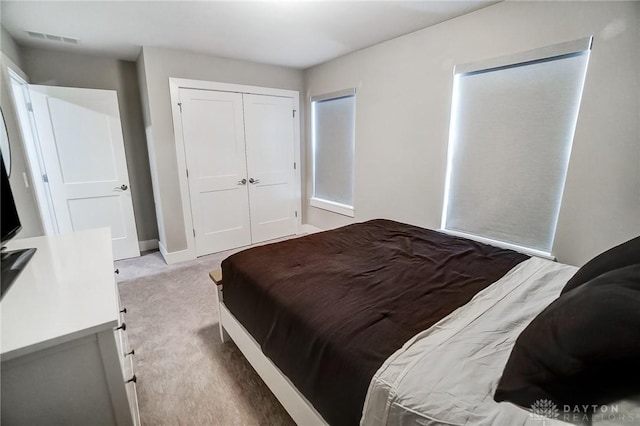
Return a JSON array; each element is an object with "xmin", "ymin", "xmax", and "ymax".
[
  {"xmin": 28, "ymin": 85, "xmax": 140, "ymax": 260},
  {"xmin": 243, "ymin": 94, "xmax": 297, "ymax": 243},
  {"xmin": 179, "ymin": 88, "xmax": 252, "ymax": 256}
]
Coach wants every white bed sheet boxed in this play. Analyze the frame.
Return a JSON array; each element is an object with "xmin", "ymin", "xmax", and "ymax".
[{"xmin": 361, "ymin": 257, "xmax": 578, "ymax": 426}]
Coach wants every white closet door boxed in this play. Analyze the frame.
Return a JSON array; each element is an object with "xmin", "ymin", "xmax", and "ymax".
[
  {"xmin": 243, "ymin": 94, "xmax": 297, "ymax": 243},
  {"xmin": 29, "ymin": 85, "xmax": 140, "ymax": 260},
  {"xmin": 179, "ymin": 88, "xmax": 252, "ymax": 256}
]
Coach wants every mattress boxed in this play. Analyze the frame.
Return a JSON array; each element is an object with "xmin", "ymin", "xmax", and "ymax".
[
  {"xmin": 361, "ymin": 256, "xmax": 578, "ymax": 426},
  {"xmin": 221, "ymin": 219, "xmax": 529, "ymax": 425}
]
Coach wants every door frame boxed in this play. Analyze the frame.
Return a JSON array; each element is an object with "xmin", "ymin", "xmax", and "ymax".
[
  {"xmin": 5, "ymin": 65, "xmax": 58, "ymax": 236},
  {"xmin": 168, "ymin": 78, "xmax": 302, "ymax": 259}
]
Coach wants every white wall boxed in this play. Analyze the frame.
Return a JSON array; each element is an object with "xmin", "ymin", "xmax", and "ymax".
[
  {"xmin": 1, "ymin": 25, "xmax": 22, "ymax": 69},
  {"xmin": 303, "ymin": 1, "xmax": 640, "ymax": 266},
  {"xmin": 137, "ymin": 47, "xmax": 304, "ymax": 256},
  {"xmin": 20, "ymin": 46, "xmax": 158, "ymax": 244}
]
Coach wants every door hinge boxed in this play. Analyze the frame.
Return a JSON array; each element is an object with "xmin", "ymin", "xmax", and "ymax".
[
  {"xmin": 293, "ymin": 162, "xmax": 296, "ymax": 170},
  {"xmin": 186, "ymin": 169, "xmax": 189, "ymax": 178},
  {"xmin": 293, "ymin": 109, "xmax": 296, "ymax": 118},
  {"xmin": 178, "ymin": 102, "xmax": 182, "ymax": 113},
  {"xmin": 42, "ymin": 173, "xmax": 48, "ymax": 183},
  {"xmin": 193, "ymin": 229, "xmax": 196, "ymax": 237},
  {"xmin": 295, "ymin": 210, "xmax": 298, "ymax": 218},
  {"xmin": 27, "ymin": 102, "xmax": 33, "ymax": 112}
]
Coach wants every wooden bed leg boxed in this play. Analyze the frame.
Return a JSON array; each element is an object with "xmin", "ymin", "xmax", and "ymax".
[{"xmin": 209, "ymin": 269, "xmax": 230, "ymax": 343}]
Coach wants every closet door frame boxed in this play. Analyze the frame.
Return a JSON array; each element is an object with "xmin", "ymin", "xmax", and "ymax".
[{"xmin": 169, "ymin": 78, "xmax": 302, "ymax": 259}]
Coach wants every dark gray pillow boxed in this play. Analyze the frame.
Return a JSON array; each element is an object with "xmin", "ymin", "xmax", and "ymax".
[
  {"xmin": 495, "ymin": 264, "xmax": 640, "ymax": 409},
  {"xmin": 562, "ymin": 236, "xmax": 640, "ymax": 294}
]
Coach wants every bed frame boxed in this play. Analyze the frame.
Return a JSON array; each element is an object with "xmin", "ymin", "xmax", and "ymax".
[{"xmin": 210, "ymin": 271, "xmax": 327, "ymax": 425}]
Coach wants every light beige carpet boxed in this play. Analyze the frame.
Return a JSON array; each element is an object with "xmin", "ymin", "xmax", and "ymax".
[{"xmin": 117, "ymin": 249, "xmax": 295, "ymax": 426}]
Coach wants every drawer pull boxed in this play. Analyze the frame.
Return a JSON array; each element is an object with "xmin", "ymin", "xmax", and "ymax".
[
  {"xmin": 115, "ymin": 268, "xmax": 119, "ymax": 274},
  {"xmin": 125, "ymin": 349, "xmax": 135, "ymax": 357},
  {"xmin": 115, "ymin": 323, "xmax": 126, "ymax": 331},
  {"xmin": 126, "ymin": 375, "xmax": 137, "ymax": 384},
  {"xmin": 120, "ymin": 308, "xmax": 127, "ymax": 314}
]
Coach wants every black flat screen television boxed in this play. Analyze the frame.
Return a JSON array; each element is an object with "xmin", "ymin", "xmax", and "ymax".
[
  {"xmin": 2, "ymin": 156, "xmax": 21, "ymax": 242},
  {"xmin": 1, "ymin": 155, "xmax": 36, "ymax": 299}
]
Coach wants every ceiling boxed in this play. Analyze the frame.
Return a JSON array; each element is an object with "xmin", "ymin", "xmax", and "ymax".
[{"xmin": 1, "ymin": 1, "xmax": 498, "ymax": 69}]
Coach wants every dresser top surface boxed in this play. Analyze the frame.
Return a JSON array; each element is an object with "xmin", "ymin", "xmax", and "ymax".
[{"xmin": 1, "ymin": 228, "xmax": 118, "ymax": 360}]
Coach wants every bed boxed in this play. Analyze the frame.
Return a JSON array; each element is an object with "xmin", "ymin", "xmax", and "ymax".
[{"xmin": 216, "ymin": 219, "xmax": 640, "ymax": 426}]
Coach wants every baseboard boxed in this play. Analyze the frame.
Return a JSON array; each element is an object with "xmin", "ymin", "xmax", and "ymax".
[
  {"xmin": 299, "ymin": 224, "xmax": 323, "ymax": 234},
  {"xmin": 158, "ymin": 240, "xmax": 195, "ymax": 265},
  {"xmin": 138, "ymin": 239, "xmax": 159, "ymax": 252}
]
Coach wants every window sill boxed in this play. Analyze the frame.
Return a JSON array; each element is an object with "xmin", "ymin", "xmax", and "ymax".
[{"xmin": 309, "ymin": 198, "xmax": 354, "ymax": 218}]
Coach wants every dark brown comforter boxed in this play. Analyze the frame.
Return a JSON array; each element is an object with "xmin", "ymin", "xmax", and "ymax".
[{"xmin": 221, "ymin": 219, "xmax": 528, "ymax": 426}]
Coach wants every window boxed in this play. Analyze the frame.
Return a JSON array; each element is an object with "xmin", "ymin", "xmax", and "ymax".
[
  {"xmin": 442, "ymin": 37, "xmax": 592, "ymax": 257},
  {"xmin": 310, "ymin": 89, "xmax": 356, "ymax": 217}
]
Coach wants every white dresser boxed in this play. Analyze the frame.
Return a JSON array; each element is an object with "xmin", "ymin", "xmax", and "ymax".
[{"xmin": 1, "ymin": 228, "xmax": 140, "ymax": 425}]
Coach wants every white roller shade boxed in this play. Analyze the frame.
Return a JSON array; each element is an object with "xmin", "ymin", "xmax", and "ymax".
[
  {"xmin": 311, "ymin": 90, "xmax": 356, "ymax": 214},
  {"xmin": 442, "ymin": 38, "xmax": 592, "ymax": 255}
]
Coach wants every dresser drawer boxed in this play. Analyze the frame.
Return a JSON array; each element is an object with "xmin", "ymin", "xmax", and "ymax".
[
  {"xmin": 123, "ymin": 345, "xmax": 140, "ymax": 425},
  {"xmin": 116, "ymin": 290, "xmax": 139, "ymax": 425}
]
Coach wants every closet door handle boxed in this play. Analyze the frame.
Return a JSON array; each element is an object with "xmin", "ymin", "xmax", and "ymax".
[
  {"xmin": 114, "ymin": 184, "xmax": 128, "ymax": 191},
  {"xmin": 249, "ymin": 178, "xmax": 260, "ymax": 184},
  {"xmin": 237, "ymin": 178, "xmax": 247, "ymax": 185}
]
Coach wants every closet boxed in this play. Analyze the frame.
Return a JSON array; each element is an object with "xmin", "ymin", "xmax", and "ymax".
[{"xmin": 177, "ymin": 86, "xmax": 299, "ymax": 256}]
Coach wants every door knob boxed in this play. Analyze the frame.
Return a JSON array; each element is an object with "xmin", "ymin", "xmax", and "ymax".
[
  {"xmin": 249, "ymin": 178, "xmax": 260, "ymax": 184},
  {"xmin": 237, "ymin": 178, "xmax": 247, "ymax": 185},
  {"xmin": 114, "ymin": 184, "xmax": 128, "ymax": 191}
]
